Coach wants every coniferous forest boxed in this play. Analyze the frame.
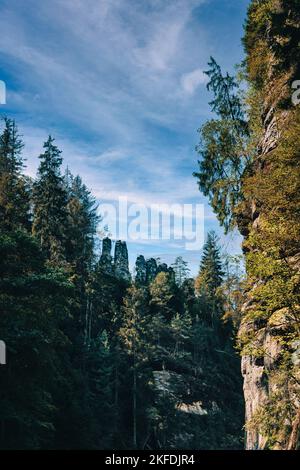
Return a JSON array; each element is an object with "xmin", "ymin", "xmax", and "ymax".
[{"xmin": 0, "ymin": 0, "xmax": 300, "ymax": 451}]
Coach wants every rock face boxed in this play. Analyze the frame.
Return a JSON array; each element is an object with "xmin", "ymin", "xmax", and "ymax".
[
  {"xmin": 135, "ymin": 256, "xmax": 157, "ymax": 285},
  {"xmin": 99, "ymin": 237, "xmax": 114, "ymax": 276},
  {"xmin": 239, "ymin": 110, "xmax": 282, "ymax": 449},
  {"xmin": 114, "ymin": 241, "xmax": 131, "ymax": 282},
  {"xmin": 99, "ymin": 238, "xmax": 131, "ymax": 282},
  {"xmin": 135, "ymin": 255, "xmax": 147, "ymax": 285},
  {"xmin": 114, "ymin": 240, "xmax": 131, "ymax": 282},
  {"xmin": 239, "ymin": 1, "xmax": 300, "ymax": 449},
  {"xmin": 152, "ymin": 371, "xmax": 218, "ymax": 416},
  {"xmin": 156, "ymin": 263, "xmax": 168, "ymax": 274},
  {"xmin": 135, "ymin": 257, "xmax": 175, "ymax": 285},
  {"xmin": 240, "ymin": 318, "xmax": 284, "ymax": 449},
  {"xmin": 146, "ymin": 258, "xmax": 158, "ymax": 283},
  {"xmin": 238, "ymin": 97, "xmax": 300, "ymax": 448}
]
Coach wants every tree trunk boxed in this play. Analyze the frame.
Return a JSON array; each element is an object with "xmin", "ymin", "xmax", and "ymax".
[
  {"xmin": 287, "ymin": 408, "xmax": 300, "ymax": 450},
  {"xmin": 133, "ymin": 353, "xmax": 137, "ymax": 449}
]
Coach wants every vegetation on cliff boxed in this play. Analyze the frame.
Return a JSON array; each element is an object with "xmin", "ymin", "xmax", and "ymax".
[{"xmin": 194, "ymin": 0, "xmax": 300, "ymax": 450}]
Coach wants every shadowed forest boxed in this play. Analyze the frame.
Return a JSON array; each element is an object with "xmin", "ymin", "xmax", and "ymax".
[{"xmin": 0, "ymin": 0, "xmax": 300, "ymax": 450}]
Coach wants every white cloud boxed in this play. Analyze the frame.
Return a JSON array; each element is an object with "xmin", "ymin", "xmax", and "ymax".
[
  {"xmin": 0, "ymin": 0, "xmax": 244, "ymax": 260},
  {"xmin": 181, "ymin": 68, "xmax": 208, "ymax": 95},
  {"xmin": 0, "ymin": 0, "xmax": 210, "ymax": 137}
]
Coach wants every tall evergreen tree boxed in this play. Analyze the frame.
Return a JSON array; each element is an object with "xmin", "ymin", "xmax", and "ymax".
[
  {"xmin": 197, "ymin": 232, "xmax": 224, "ymax": 296},
  {"xmin": 32, "ymin": 136, "xmax": 68, "ymax": 263},
  {"xmin": 0, "ymin": 118, "xmax": 30, "ymax": 230},
  {"xmin": 172, "ymin": 256, "xmax": 190, "ymax": 287},
  {"xmin": 65, "ymin": 172, "xmax": 99, "ymax": 273},
  {"xmin": 150, "ymin": 272, "xmax": 177, "ymax": 321},
  {"xmin": 119, "ymin": 285, "xmax": 150, "ymax": 449},
  {"xmin": 196, "ymin": 231, "xmax": 224, "ymax": 325},
  {"xmin": 193, "ymin": 58, "xmax": 250, "ymax": 232},
  {"xmin": 0, "ymin": 117, "xmax": 23, "ymax": 174}
]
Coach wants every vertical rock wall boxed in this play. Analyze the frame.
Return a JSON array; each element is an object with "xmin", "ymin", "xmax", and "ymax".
[{"xmin": 239, "ymin": 0, "xmax": 300, "ymax": 449}]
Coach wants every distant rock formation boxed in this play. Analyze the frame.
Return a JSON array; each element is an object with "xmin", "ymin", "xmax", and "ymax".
[
  {"xmin": 145, "ymin": 258, "xmax": 157, "ymax": 283},
  {"xmin": 98, "ymin": 237, "xmax": 131, "ymax": 282},
  {"xmin": 135, "ymin": 255, "xmax": 147, "ymax": 284},
  {"xmin": 99, "ymin": 238, "xmax": 175, "ymax": 285},
  {"xmin": 114, "ymin": 240, "xmax": 131, "ymax": 282},
  {"xmin": 156, "ymin": 263, "xmax": 175, "ymax": 281},
  {"xmin": 135, "ymin": 256, "xmax": 175, "ymax": 285}
]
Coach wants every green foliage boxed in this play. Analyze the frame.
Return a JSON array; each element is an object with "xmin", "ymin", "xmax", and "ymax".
[
  {"xmin": 0, "ymin": 119, "xmax": 244, "ymax": 450},
  {"xmin": 150, "ymin": 271, "xmax": 177, "ymax": 321},
  {"xmin": 0, "ymin": 229, "xmax": 73, "ymax": 449},
  {"xmin": 193, "ymin": 59, "xmax": 249, "ymax": 232},
  {"xmin": 244, "ymin": 0, "xmax": 300, "ymax": 88},
  {"xmin": 197, "ymin": 231, "xmax": 224, "ymax": 295},
  {"xmin": 221, "ymin": 254, "xmax": 245, "ymax": 329},
  {"xmin": 205, "ymin": 57, "xmax": 247, "ymax": 126},
  {"xmin": 246, "ymin": 353, "xmax": 300, "ymax": 449},
  {"xmin": 0, "ymin": 118, "xmax": 30, "ymax": 231},
  {"xmin": 239, "ymin": 109, "xmax": 300, "ymax": 448},
  {"xmin": 172, "ymin": 256, "xmax": 190, "ymax": 287},
  {"xmin": 195, "ymin": 232, "xmax": 225, "ymax": 327},
  {"xmin": 192, "ymin": 0, "xmax": 300, "ymax": 449},
  {"xmin": 32, "ymin": 136, "xmax": 68, "ymax": 263},
  {"xmin": 65, "ymin": 171, "xmax": 100, "ymax": 273}
]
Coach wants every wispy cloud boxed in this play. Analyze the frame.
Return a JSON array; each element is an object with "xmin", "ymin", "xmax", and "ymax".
[
  {"xmin": 0, "ymin": 0, "xmax": 248, "ymax": 263},
  {"xmin": 181, "ymin": 68, "xmax": 208, "ymax": 95},
  {"xmin": 0, "ymin": 0, "xmax": 207, "ymax": 131}
]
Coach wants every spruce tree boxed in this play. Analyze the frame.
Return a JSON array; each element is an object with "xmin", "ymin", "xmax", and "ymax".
[
  {"xmin": 0, "ymin": 118, "xmax": 30, "ymax": 230},
  {"xmin": 193, "ymin": 58, "xmax": 249, "ymax": 232},
  {"xmin": 32, "ymin": 136, "xmax": 68, "ymax": 263},
  {"xmin": 149, "ymin": 272, "xmax": 177, "ymax": 321},
  {"xmin": 197, "ymin": 232, "xmax": 224, "ymax": 295},
  {"xmin": 172, "ymin": 256, "xmax": 190, "ymax": 287},
  {"xmin": 65, "ymin": 172, "xmax": 99, "ymax": 273},
  {"xmin": 196, "ymin": 231, "xmax": 224, "ymax": 324},
  {"xmin": 119, "ymin": 285, "xmax": 150, "ymax": 449}
]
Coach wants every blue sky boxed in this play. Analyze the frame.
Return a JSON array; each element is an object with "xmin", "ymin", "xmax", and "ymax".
[{"xmin": 0, "ymin": 0, "xmax": 250, "ymax": 275}]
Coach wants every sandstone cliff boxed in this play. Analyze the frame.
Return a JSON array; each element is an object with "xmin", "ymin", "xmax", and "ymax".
[{"xmin": 238, "ymin": 0, "xmax": 300, "ymax": 450}]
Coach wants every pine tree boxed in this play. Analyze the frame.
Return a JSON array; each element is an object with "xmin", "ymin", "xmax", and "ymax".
[
  {"xmin": 32, "ymin": 136, "xmax": 68, "ymax": 263},
  {"xmin": 205, "ymin": 57, "xmax": 247, "ymax": 125},
  {"xmin": 85, "ymin": 330, "xmax": 115, "ymax": 448},
  {"xmin": 65, "ymin": 172, "xmax": 99, "ymax": 273},
  {"xmin": 119, "ymin": 285, "xmax": 150, "ymax": 449},
  {"xmin": 193, "ymin": 58, "xmax": 249, "ymax": 232},
  {"xmin": 197, "ymin": 232, "xmax": 224, "ymax": 295},
  {"xmin": 0, "ymin": 118, "xmax": 30, "ymax": 230},
  {"xmin": 149, "ymin": 272, "xmax": 177, "ymax": 321},
  {"xmin": 172, "ymin": 256, "xmax": 190, "ymax": 287},
  {"xmin": 170, "ymin": 312, "xmax": 192, "ymax": 359},
  {"xmin": 221, "ymin": 254, "xmax": 244, "ymax": 329},
  {"xmin": 0, "ymin": 117, "xmax": 24, "ymax": 174},
  {"xmin": 196, "ymin": 231, "xmax": 224, "ymax": 325}
]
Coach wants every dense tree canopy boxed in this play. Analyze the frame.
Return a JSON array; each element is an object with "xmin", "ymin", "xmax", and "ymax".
[{"xmin": 0, "ymin": 119, "xmax": 244, "ymax": 448}]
